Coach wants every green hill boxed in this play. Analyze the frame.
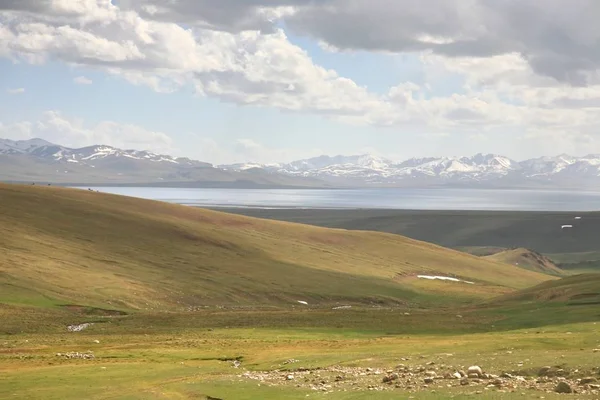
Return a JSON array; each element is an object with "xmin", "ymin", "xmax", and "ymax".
[
  {"xmin": 221, "ymin": 208, "xmax": 600, "ymax": 255},
  {"xmin": 484, "ymin": 248, "xmax": 565, "ymax": 276},
  {"xmin": 491, "ymin": 273, "xmax": 600, "ymax": 305},
  {"xmin": 0, "ymin": 184, "xmax": 552, "ymax": 311}
]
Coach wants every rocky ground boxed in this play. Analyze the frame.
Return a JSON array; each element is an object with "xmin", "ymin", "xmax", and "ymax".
[{"xmin": 236, "ymin": 360, "xmax": 600, "ymax": 396}]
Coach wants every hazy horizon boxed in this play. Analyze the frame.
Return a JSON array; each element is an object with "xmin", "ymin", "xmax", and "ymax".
[{"xmin": 2, "ymin": 136, "xmax": 598, "ymax": 166}]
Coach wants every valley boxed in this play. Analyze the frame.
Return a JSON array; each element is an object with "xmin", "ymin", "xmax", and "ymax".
[{"xmin": 1, "ymin": 184, "xmax": 600, "ymax": 399}]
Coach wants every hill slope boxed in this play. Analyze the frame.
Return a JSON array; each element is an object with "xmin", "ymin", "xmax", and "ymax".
[
  {"xmin": 221, "ymin": 209, "xmax": 600, "ymax": 254},
  {"xmin": 492, "ymin": 274, "xmax": 600, "ymax": 305},
  {"xmin": 484, "ymin": 248, "xmax": 564, "ymax": 276},
  {"xmin": 0, "ymin": 184, "xmax": 552, "ymax": 311}
]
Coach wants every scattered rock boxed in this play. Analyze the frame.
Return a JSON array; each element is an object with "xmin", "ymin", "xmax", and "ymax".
[
  {"xmin": 580, "ymin": 377, "xmax": 596, "ymax": 385},
  {"xmin": 452, "ymin": 372, "xmax": 462, "ymax": 379},
  {"xmin": 382, "ymin": 373, "xmax": 399, "ymax": 383},
  {"xmin": 56, "ymin": 351, "xmax": 95, "ymax": 360},
  {"xmin": 286, "ymin": 374, "xmax": 294, "ymax": 380},
  {"xmin": 538, "ymin": 366, "xmax": 552, "ymax": 376},
  {"xmin": 67, "ymin": 323, "xmax": 93, "ymax": 332},
  {"xmin": 460, "ymin": 378, "xmax": 470, "ymax": 386},
  {"xmin": 424, "ymin": 377, "xmax": 434, "ymax": 384},
  {"xmin": 555, "ymin": 381, "xmax": 572, "ymax": 393},
  {"xmin": 93, "ymin": 340, "xmax": 100, "ymax": 344}
]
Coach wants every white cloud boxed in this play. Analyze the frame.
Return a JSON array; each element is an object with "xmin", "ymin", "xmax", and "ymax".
[
  {"xmin": 2, "ymin": 1, "xmax": 600, "ymax": 156},
  {"xmin": 7, "ymin": 87, "xmax": 25, "ymax": 94},
  {"xmin": 1, "ymin": 111, "xmax": 174, "ymax": 154},
  {"xmin": 73, "ymin": 76, "xmax": 92, "ymax": 85},
  {"xmin": 230, "ymin": 138, "xmax": 323, "ymax": 164}
]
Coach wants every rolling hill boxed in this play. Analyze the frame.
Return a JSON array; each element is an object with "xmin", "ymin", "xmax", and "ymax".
[
  {"xmin": 484, "ymin": 248, "xmax": 565, "ymax": 276},
  {"xmin": 492, "ymin": 273, "xmax": 600, "ymax": 305},
  {"xmin": 222, "ymin": 208, "xmax": 600, "ymax": 255},
  {"xmin": 0, "ymin": 184, "xmax": 553, "ymax": 311}
]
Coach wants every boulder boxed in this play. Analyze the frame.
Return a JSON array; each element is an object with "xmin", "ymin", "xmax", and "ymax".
[
  {"xmin": 382, "ymin": 373, "xmax": 399, "ymax": 383},
  {"xmin": 555, "ymin": 381, "xmax": 572, "ymax": 394},
  {"xmin": 538, "ymin": 366, "xmax": 552, "ymax": 376}
]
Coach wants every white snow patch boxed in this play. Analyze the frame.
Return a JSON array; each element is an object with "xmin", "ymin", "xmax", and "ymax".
[
  {"xmin": 296, "ymin": 300, "xmax": 308, "ymax": 305},
  {"xmin": 417, "ymin": 275, "xmax": 474, "ymax": 284},
  {"xmin": 561, "ymin": 225, "xmax": 573, "ymax": 229},
  {"xmin": 67, "ymin": 323, "xmax": 94, "ymax": 332},
  {"xmin": 574, "ymin": 217, "xmax": 582, "ymax": 220}
]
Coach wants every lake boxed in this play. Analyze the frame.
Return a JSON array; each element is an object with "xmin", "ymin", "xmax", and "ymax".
[{"xmin": 76, "ymin": 187, "xmax": 600, "ymax": 211}]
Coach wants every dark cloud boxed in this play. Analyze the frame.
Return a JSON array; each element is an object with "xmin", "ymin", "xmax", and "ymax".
[
  {"xmin": 4, "ymin": 0, "xmax": 600, "ymax": 85},
  {"xmin": 285, "ymin": 0, "xmax": 600, "ymax": 85},
  {"xmin": 117, "ymin": 0, "xmax": 304, "ymax": 32}
]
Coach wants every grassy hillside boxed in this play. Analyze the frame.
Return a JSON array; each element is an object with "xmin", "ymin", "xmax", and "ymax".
[
  {"xmin": 491, "ymin": 273, "xmax": 600, "ymax": 305},
  {"xmin": 0, "ymin": 184, "xmax": 551, "ymax": 311},
  {"xmin": 484, "ymin": 248, "xmax": 564, "ymax": 276},
  {"xmin": 221, "ymin": 208, "xmax": 600, "ymax": 254}
]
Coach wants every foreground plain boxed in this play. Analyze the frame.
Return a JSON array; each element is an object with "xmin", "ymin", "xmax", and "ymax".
[{"xmin": 2, "ymin": 184, "xmax": 600, "ymax": 399}]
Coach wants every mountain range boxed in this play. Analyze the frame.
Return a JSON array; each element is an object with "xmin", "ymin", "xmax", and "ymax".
[
  {"xmin": 220, "ymin": 153, "xmax": 600, "ymax": 189},
  {"xmin": 0, "ymin": 138, "xmax": 325, "ymax": 188},
  {"xmin": 2, "ymin": 138, "xmax": 600, "ymax": 189}
]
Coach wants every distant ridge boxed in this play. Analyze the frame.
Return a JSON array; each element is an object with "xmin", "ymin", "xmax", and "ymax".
[
  {"xmin": 3, "ymin": 137, "xmax": 600, "ymax": 188},
  {"xmin": 221, "ymin": 153, "xmax": 600, "ymax": 189},
  {"xmin": 0, "ymin": 138, "xmax": 327, "ymax": 187}
]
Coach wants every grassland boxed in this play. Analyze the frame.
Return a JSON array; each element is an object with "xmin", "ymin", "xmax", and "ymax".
[
  {"xmin": 219, "ymin": 208, "xmax": 600, "ymax": 255},
  {"xmin": 0, "ymin": 184, "xmax": 550, "ymax": 311},
  {"xmin": 2, "ymin": 184, "xmax": 600, "ymax": 399},
  {"xmin": 484, "ymin": 248, "xmax": 564, "ymax": 276}
]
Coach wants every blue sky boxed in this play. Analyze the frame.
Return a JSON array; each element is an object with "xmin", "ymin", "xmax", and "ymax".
[{"xmin": 1, "ymin": 1, "xmax": 599, "ymax": 164}]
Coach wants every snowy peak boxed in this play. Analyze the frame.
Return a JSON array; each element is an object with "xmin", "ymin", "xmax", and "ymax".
[
  {"xmin": 0, "ymin": 138, "xmax": 54, "ymax": 154},
  {"xmin": 0, "ymin": 139, "xmax": 209, "ymax": 167},
  {"xmin": 220, "ymin": 152, "xmax": 600, "ymax": 185}
]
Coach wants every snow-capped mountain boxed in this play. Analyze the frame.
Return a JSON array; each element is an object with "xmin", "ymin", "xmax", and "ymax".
[
  {"xmin": 4, "ymin": 137, "xmax": 600, "ymax": 188},
  {"xmin": 222, "ymin": 153, "xmax": 600, "ymax": 187},
  {"xmin": 0, "ymin": 138, "xmax": 207, "ymax": 167},
  {"xmin": 0, "ymin": 138, "xmax": 326, "ymax": 187}
]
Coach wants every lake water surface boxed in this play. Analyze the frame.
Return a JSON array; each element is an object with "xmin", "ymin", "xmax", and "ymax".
[{"xmin": 77, "ymin": 187, "xmax": 600, "ymax": 211}]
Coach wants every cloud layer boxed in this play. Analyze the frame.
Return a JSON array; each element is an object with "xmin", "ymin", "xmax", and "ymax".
[
  {"xmin": 2, "ymin": 1, "xmax": 600, "ymax": 155},
  {"xmin": 1, "ymin": 110, "xmax": 174, "ymax": 153}
]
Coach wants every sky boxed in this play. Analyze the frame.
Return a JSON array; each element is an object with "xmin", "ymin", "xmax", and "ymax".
[{"xmin": 2, "ymin": 1, "xmax": 600, "ymax": 165}]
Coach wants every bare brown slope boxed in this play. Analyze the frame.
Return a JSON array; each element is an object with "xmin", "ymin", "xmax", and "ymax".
[
  {"xmin": 0, "ymin": 184, "xmax": 553, "ymax": 310},
  {"xmin": 485, "ymin": 248, "xmax": 564, "ymax": 276}
]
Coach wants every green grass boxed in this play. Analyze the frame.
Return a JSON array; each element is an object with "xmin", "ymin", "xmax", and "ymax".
[
  {"xmin": 546, "ymin": 250, "xmax": 600, "ymax": 264},
  {"xmin": 2, "ymin": 306, "xmax": 600, "ymax": 399},
  {"xmin": 490, "ymin": 273, "xmax": 600, "ymax": 306},
  {"xmin": 3, "ymin": 183, "xmax": 600, "ymax": 399},
  {"xmin": 0, "ymin": 184, "xmax": 551, "ymax": 311},
  {"xmin": 219, "ymin": 208, "xmax": 600, "ymax": 254},
  {"xmin": 484, "ymin": 248, "xmax": 564, "ymax": 276}
]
